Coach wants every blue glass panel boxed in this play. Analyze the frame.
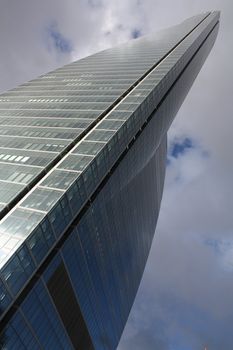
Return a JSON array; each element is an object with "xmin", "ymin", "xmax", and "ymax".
[
  {"xmin": 2, "ymin": 246, "xmax": 35, "ymax": 296},
  {"xmin": 0, "ymin": 279, "xmax": 12, "ymax": 315}
]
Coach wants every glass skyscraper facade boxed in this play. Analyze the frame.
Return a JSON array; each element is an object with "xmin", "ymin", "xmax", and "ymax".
[{"xmin": 0, "ymin": 11, "xmax": 219, "ymax": 349}]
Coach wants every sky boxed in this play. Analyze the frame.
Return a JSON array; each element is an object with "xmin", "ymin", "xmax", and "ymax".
[{"xmin": 0, "ymin": 0, "xmax": 232, "ymax": 349}]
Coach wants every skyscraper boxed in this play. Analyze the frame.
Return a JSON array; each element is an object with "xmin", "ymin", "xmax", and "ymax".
[{"xmin": 0, "ymin": 11, "xmax": 219, "ymax": 349}]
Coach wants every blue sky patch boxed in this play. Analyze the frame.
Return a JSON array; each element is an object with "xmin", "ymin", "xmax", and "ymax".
[
  {"xmin": 131, "ymin": 29, "xmax": 142, "ymax": 39},
  {"xmin": 166, "ymin": 136, "xmax": 196, "ymax": 167},
  {"xmin": 170, "ymin": 137, "xmax": 193, "ymax": 158},
  {"xmin": 47, "ymin": 22, "xmax": 73, "ymax": 54},
  {"xmin": 167, "ymin": 136, "xmax": 210, "ymax": 166}
]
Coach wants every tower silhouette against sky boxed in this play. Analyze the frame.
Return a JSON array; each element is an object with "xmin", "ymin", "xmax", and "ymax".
[{"xmin": 0, "ymin": 11, "xmax": 219, "ymax": 349}]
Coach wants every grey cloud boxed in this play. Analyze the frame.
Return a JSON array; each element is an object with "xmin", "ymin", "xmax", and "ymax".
[
  {"xmin": 118, "ymin": 329, "xmax": 168, "ymax": 350},
  {"xmin": 87, "ymin": 0, "xmax": 103, "ymax": 8}
]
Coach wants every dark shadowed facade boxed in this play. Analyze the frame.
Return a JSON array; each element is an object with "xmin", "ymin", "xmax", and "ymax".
[{"xmin": 0, "ymin": 11, "xmax": 219, "ymax": 349}]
